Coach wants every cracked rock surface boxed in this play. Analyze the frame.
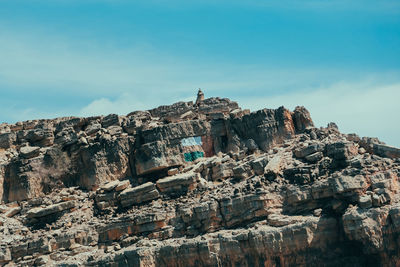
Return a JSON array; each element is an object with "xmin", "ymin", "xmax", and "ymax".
[{"xmin": 0, "ymin": 96, "xmax": 400, "ymax": 266}]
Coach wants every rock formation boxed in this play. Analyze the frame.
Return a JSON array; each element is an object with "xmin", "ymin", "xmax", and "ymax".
[{"xmin": 0, "ymin": 94, "xmax": 400, "ymax": 266}]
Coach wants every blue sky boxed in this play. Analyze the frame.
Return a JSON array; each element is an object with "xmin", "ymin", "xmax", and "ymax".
[{"xmin": 0, "ymin": 0, "xmax": 399, "ymax": 146}]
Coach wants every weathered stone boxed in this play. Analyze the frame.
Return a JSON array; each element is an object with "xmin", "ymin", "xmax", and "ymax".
[
  {"xmin": 119, "ymin": 182, "xmax": 160, "ymax": 207},
  {"xmin": 294, "ymin": 143, "xmax": 324, "ymax": 158},
  {"xmin": 327, "ymin": 122, "xmax": 339, "ymax": 130},
  {"xmin": 101, "ymin": 181, "xmax": 120, "ymax": 192},
  {"xmin": 284, "ymin": 166, "xmax": 313, "ymax": 184},
  {"xmin": 229, "ymin": 107, "xmax": 296, "ymax": 151},
  {"xmin": 264, "ymin": 152, "xmax": 285, "ymax": 179},
  {"xmin": 20, "ymin": 146, "xmax": 41, "ymax": 159},
  {"xmin": 250, "ymin": 156, "xmax": 268, "ymax": 176},
  {"xmin": 373, "ymin": 143, "xmax": 400, "ymax": 159},
  {"xmin": 22, "ymin": 127, "xmax": 54, "ymax": 147},
  {"xmin": 219, "ymin": 193, "xmax": 269, "ymax": 227},
  {"xmin": 326, "ymin": 141, "xmax": 358, "ymax": 160},
  {"xmin": 115, "ymin": 180, "xmax": 130, "ymax": 192},
  {"xmin": 286, "ymin": 185, "xmax": 313, "ymax": 207},
  {"xmin": 77, "ymin": 137, "xmax": 131, "ymax": 190},
  {"xmin": 156, "ymin": 173, "xmax": 199, "ymax": 196},
  {"xmin": 268, "ymin": 213, "xmax": 304, "ymax": 226},
  {"xmin": 167, "ymin": 168, "xmax": 179, "ymax": 176},
  {"xmin": 358, "ymin": 195, "xmax": 372, "ymax": 209},
  {"xmin": 329, "ymin": 175, "xmax": 367, "ymax": 195},
  {"xmin": 26, "ymin": 200, "xmax": 75, "ymax": 219},
  {"xmin": 304, "ymin": 151, "xmax": 323, "ymax": 163},
  {"xmin": 0, "ymin": 132, "xmax": 16, "ymax": 149},
  {"xmin": 311, "ymin": 180, "xmax": 334, "ymax": 199},
  {"xmin": 4, "ymin": 206, "xmax": 20, "ymax": 217},
  {"xmin": 342, "ymin": 206, "xmax": 389, "ymax": 253},
  {"xmin": 140, "ymin": 120, "xmax": 210, "ymax": 144},
  {"xmin": 102, "ymin": 114, "xmax": 121, "ymax": 128},
  {"xmin": 85, "ymin": 122, "xmax": 101, "ymax": 136},
  {"xmin": 108, "ymin": 126, "xmax": 123, "ymax": 136},
  {"xmin": 135, "ymin": 141, "xmax": 183, "ymax": 176},
  {"xmin": 292, "ymin": 106, "xmax": 314, "ymax": 133},
  {"xmin": 0, "ymin": 247, "xmax": 11, "ymax": 264},
  {"xmin": 0, "ymin": 94, "xmax": 399, "ymax": 267},
  {"xmin": 212, "ymin": 161, "xmax": 234, "ymax": 181},
  {"xmin": 54, "ymin": 127, "xmax": 78, "ymax": 148},
  {"xmin": 233, "ymin": 162, "xmax": 253, "ymax": 180}
]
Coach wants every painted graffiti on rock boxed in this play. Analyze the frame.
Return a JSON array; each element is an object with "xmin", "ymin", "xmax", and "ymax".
[{"xmin": 181, "ymin": 136, "xmax": 205, "ymax": 162}]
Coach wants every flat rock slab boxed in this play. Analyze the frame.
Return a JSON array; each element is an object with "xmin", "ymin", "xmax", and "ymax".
[
  {"xmin": 119, "ymin": 182, "xmax": 160, "ymax": 207},
  {"xmin": 156, "ymin": 172, "xmax": 199, "ymax": 195},
  {"xmin": 26, "ymin": 200, "xmax": 75, "ymax": 219},
  {"xmin": 101, "ymin": 180, "xmax": 120, "ymax": 192}
]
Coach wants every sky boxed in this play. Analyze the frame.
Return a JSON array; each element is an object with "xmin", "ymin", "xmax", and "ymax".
[{"xmin": 0, "ymin": 0, "xmax": 399, "ymax": 146}]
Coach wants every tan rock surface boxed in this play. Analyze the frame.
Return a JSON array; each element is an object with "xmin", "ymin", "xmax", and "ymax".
[{"xmin": 0, "ymin": 95, "xmax": 399, "ymax": 266}]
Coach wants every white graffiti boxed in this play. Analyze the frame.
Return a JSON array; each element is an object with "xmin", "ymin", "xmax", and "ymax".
[{"xmin": 181, "ymin": 136, "xmax": 202, "ymax": 147}]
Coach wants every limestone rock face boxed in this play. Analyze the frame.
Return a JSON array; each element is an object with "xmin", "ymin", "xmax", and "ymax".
[{"xmin": 0, "ymin": 95, "xmax": 400, "ymax": 266}]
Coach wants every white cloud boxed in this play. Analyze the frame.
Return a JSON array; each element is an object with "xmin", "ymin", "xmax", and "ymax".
[{"xmin": 79, "ymin": 94, "xmax": 147, "ymax": 117}]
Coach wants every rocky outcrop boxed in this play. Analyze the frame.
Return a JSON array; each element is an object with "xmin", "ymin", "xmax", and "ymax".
[{"xmin": 0, "ymin": 94, "xmax": 399, "ymax": 266}]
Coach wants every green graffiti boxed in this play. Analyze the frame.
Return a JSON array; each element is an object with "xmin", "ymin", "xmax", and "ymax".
[{"xmin": 184, "ymin": 151, "xmax": 204, "ymax": 162}]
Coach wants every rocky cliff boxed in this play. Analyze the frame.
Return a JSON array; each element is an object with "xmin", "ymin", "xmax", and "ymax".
[{"xmin": 0, "ymin": 95, "xmax": 400, "ymax": 266}]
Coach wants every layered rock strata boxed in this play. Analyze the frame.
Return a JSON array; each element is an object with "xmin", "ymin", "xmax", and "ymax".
[{"xmin": 0, "ymin": 96, "xmax": 399, "ymax": 266}]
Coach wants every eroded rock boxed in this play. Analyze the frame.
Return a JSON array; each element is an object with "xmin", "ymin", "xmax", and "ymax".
[{"xmin": 0, "ymin": 94, "xmax": 399, "ymax": 267}]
